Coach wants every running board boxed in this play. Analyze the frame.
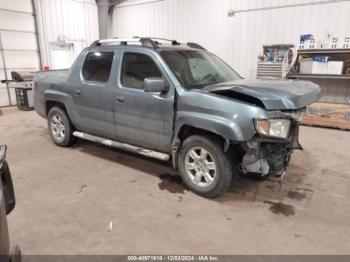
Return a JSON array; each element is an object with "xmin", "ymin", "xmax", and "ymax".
[{"xmin": 73, "ymin": 131, "xmax": 170, "ymax": 161}]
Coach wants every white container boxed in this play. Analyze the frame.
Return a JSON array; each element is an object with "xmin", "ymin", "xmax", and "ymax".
[
  {"xmin": 300, "ymin": 59, "xmax": 328, "ymax": 74},
  {"xmin": 300, "ymin": 59, "xmax": 344, "ymax": 75},
  {"xmin": 327, "ymin": 61, "xmax": 344, "ymax": 74},
  {"xmin": 300, "ymin": 58, "xmax": 313, "ymax": 74}
]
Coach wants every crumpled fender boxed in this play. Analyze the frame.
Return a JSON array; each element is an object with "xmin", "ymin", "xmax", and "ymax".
[
  {"xmin": 171, "ymin": 111, "xmax": 256, "ymax": 170},
  {"xmin": 174, "ymin": 111, "xmax": 254, "ymax": 142}
]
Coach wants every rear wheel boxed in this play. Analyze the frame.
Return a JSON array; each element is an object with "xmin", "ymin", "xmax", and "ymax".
[
  {"xmin": 47, "ymin": 107, "xmax": 76, "ymax": 147},
  {"xmin": 178, "ymin": 135, "xmax": 234, "ymax": 198}
]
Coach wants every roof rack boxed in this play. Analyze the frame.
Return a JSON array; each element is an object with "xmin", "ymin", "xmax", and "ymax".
[
  {"xmin": 89, "ymin": 37, "xmax": 206, "ymax": 51},
  {"xmin": 187, "ymin": 42, "xmax": 206, "ymax": 51}
]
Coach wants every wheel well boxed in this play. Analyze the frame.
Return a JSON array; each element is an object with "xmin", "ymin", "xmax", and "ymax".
[
  {"xmin": 173, "ymin": 125, "xmax": 243, "ymax": 170},
  {"xmin": 176, "ymin": 125, "xmax": 243, "ymax": 158},
  {"xmin": 45, "ymin": 101, "xmax": 66, "ymax": 116},
  {"xmin": 177, "ymin": 125, "xmax": 225, "ymax": 144}
]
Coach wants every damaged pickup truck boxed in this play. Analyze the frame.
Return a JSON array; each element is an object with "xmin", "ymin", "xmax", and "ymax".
[{"xmin": 34, "ymin": 38, "xmax": 321, "ymax": 198}]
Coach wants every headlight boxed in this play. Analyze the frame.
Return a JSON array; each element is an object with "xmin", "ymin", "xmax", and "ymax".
[{"xmin": 255, "ymin": 119, "xmax": 291, "ymax": 139}]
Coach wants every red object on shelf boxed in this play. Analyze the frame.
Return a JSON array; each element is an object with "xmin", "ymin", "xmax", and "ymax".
[{"xmin": 43, "ymin": 66, "xmax": 50, "ymax": 71}]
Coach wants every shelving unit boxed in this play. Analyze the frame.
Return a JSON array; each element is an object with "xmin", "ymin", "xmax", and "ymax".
[
  {"xmin": 287, "ymin": 49, "xmax": 350, "ymax": 130},
  {"xmin": 296, "ymin": 49, "xmax": 350, "ymax": 54},
  {"xmin": 287, "ymin": 74, "xmax": 350, "ymax": 80},
  {"xmin": 257, "ymin": 62, "xmax": 284, "ymax": 79},
  {"xmin": 257, "ymin": 44, "xmax": 293, "ymax": 79}
]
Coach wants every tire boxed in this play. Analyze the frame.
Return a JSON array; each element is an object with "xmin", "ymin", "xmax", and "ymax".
[
  {"xmin": 178, "ymin": 135, "xmax": 234, "ymax": 198},
  {"xmin": 47, "ymin": 107, "xmax": 76, "ymax": 147}
]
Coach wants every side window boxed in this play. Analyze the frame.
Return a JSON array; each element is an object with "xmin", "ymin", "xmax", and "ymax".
[
  {"xmin": 82, "ymin": 52, "xmax": 114, "ymax": 83},
  {"xmin": 121, "ymin": 52, "xmax": 162, "ymax": 89}
]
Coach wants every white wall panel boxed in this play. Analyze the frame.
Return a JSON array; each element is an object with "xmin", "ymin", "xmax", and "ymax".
[
  {"xmin": 0, "ymin": 0, "xmax": 38, "ymax": 106},
  {"xmin": 1, "ymin": 0, "xmax": 98, "ymax": 106},
  {"xmin": 0, "ymin": 0, "xmax": 33, "ymax": 12},
  {"xmin": 0, "ymin": 12, "xmax": 36, "ymax": 32},
  {"xmin": 3, "ymin": 52, "xmax": 40, "ymax": 69},
  {"xmin": 35, "ymin": 0, "xmax": 99, "ymax": 68},
  {"xmin": 1, "ymin": 31, "xmax": 38, "ymax": 50},
  {"xmin": 111, "ymin": 0, "xmax": 350, "ymax": 79}
]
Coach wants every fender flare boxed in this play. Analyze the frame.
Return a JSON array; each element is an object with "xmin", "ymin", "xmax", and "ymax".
[{"xmin": 43, "ymin": 90, "xmax": 76, "ymax": 123}]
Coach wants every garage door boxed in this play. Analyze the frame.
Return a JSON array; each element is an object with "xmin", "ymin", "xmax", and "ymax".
[{"xmin": 0, "ymin": 0, "xmax": 40, "ymax": 107}]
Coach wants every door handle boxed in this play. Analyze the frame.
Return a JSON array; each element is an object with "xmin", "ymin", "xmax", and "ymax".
[
  {"xmin": 74, "ymin": 89, "xmax": 81, "ymax": 95},
  {"xmin": 116, "ymin": 96, "xmax": 124, "ymax": 103}
]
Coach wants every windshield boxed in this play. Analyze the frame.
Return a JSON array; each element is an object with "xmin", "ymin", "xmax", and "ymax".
[{"xmin": 160, "ymin": 50, "xmax": 241, "ymax": 89}]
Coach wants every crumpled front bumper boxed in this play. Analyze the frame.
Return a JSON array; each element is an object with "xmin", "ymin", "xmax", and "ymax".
[{"xmin": 239, "ymin": 121, "xmax": 302, "ymax": 176}]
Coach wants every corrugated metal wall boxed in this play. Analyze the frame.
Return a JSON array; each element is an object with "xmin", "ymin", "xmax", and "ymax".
[
  {"xmin": 0, "ymin": 0, "xmax": 98, "ymax": 107},
  {"xmin": 0, "ymin": 0, "xmax": 40, "ymax": 107},
  {"xmin": 35, "ymin": 0, "xmax": 99, "ymax": 69},
  {"xmin": 111, "ymin": 0, "xmax": 350, "ymax": 103},
  {"xmin": 111, "ymin": 0, "xmax": 350, "ymax": 79}
]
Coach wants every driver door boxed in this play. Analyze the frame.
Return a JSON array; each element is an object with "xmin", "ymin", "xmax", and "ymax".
[{"xmin": 114, "ymin": 50, "xmax": 174, "ymax": 152}]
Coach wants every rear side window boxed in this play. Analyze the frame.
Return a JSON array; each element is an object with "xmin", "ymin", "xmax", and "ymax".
[
  {"xmin": 82, "ymin": 52, "xmax": 114, "ymax": 82},
  {"xmin": 121, "ymin": 53, "xmax": 162, "ymax": 89}
]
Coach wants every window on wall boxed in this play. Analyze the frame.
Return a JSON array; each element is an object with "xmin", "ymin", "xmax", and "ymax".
[
  {"xmin": 82, "ymin": 52, "xmax": 114, "ymax": 82},
  {"xmin": 121, "ymin": 53, "xmax": 162, "ymax": 89}
]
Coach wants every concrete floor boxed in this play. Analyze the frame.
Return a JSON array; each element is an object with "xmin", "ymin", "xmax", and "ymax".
[{"xmin": 1, "ymin": 108, "xmax": 350, "ymax": 255}]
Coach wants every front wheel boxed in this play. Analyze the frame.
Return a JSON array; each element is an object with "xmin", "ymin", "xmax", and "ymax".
[{"xmin": 178, "ymin": 135, "xmax": 234, "ymax": 198}]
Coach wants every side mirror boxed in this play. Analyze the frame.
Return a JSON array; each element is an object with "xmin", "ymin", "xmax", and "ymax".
[
  {"xmin": 0, "ymin": 146, "xmax": 15, "ymax": 215},
  {"xmin": 144, "ymin": 77, "xmax": 169, "ymax": 93}
]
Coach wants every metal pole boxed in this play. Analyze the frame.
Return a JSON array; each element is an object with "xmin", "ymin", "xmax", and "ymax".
[
  {"xmin": 0, "ymin": 31, "xmax": 12, "ymax": 106},
  {"xmin": 31, "ymin": 0, "xmax": 42, "ymax": 70},
  {"xmin": 96, "ymin": 0, "xmax": 110, "ymax": 39},
  {"xmin": 228, "ymin": 0, "xmax": 350, "ymax": 16}
]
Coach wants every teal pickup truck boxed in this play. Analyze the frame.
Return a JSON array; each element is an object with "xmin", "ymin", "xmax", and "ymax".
[{"xmin": 34, "ymin": 37, "xmax": 321, "ymax": 198}]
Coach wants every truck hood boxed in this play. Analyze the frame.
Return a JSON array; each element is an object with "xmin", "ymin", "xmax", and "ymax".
[{"xmin": 203, "ymin": 79, "xmax": 322, "ymax": 110}]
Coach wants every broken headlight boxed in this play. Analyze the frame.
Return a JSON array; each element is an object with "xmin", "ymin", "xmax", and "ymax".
[{"xmin": 255, "ymin": 119, "xmax": 291, "ymax": 139}]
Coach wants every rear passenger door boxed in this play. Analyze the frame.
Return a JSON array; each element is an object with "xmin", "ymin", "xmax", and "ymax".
[
  {"xmin": 114, "ymin": 50, "xmax": 174, "ymax": 152},
  {"xmin": 71, "ymin": 51, "xmax": 116, "ymax": 138}
]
